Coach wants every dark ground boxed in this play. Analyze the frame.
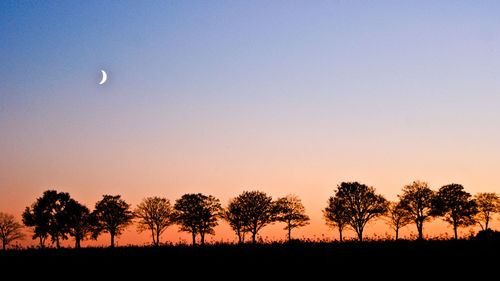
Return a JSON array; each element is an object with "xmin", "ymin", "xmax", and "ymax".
[{"xmin": 1, "ymin": 238, "xmax": 498, "ymax": 278}]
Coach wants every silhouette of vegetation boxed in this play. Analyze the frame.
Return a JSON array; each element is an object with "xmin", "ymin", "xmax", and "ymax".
[
  {"xmin": 12, "ymin": 182, "xmax": 500, "ymax": 249},
  {"xmin": 398, "ymin": 180, "xmax": 435, "ymax": 240},
  {"xmin": 134, "ymin": 197, "xmax": 174, "ymax": 246},
  {"xmin": 64, "ymin": 199, "xmax": 93, "ymax": 249},
  {"xmin": 474, "ymin": 192, "xmax": 499, "ymax": 230},
  {"xmin": 173, "ymin": 193, "xmax": 222, "ymax": 245},
  {"xmin": 0, "ymin": 213, "xmax": 24, "ymax": 250},
  {"xmin": 432, "ymin": 184, "xmax": 478, "ymax": 240},
  {"xmin": 230, "ymin": 191, "xmax": 278, "ymax": 243},
  {"xmin": 22, "ymin": 206, "xmax": 48, "ymax": 249},
  {"xmin": 222, "ymin": 197, "xmax": 250, "ymax": 243},
  {"xmin": 91, "ymin": 195, "xmax": 134, "ymax": 247},
  {"xmin": 2, "ymin": 240, "xmax": 498, "ymax": 277},
  {"xmin": 333, "ymin": 182, "xmax": 388, "ymax": 241},
  {"xmin": 323, "ymin": 196, "xmax": 349, "ymax": 242},
  {"xmin": 22, "ymin": 190, "xmax": 72, "ymax": 248},
  {"xmin": 474, "ymin": 229, "xmax": 500, "ymax": 241},
  {"xmin": 386, "ymin": 201, "xmax": 412, "ymax": 240},
  {"xmin": 275, "ymin": 194, "xmax": 310, "ymax": 241}
]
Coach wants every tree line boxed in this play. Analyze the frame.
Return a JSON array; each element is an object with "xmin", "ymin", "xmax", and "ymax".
[
  {"xmin": 323, "ymin": 181, "xmax": 497, "ymax": 242},
  {"xmin": 0, "ymin": 180, "xmax": 499, "ymax": 249}
]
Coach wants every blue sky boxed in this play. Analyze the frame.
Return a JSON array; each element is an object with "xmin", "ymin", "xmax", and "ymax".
[
  {"xmin": 2, "ymin": 1, "xmax": 500, "ymax": 215},
  {"xmin": 3, "ymin": 1, "xmax": 500, "ymax": 121}
]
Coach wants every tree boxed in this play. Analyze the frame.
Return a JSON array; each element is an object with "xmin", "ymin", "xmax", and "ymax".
[
  {"xmin": 22, "ymin": 206, "xmax": 48, "ymax": 249},
  {"xmin": 474, "ymin": 192, "xmax": 499, "ymax": 231},
  {"xmin": 398, "ymin": 180, "xmax": 435, "ymax": 240},
  {"xmin": 173, "ymin": 193, "xmax": 222, "ymax": 245},
  {"xmin": 64, "ymin": 199, "xmax": 93, "ymax": 249},
  {"xmin": 222, "ymin": 197, "xmax": 250, "ymax": 243},
  {"xmin": 135, "ymin": 197, "xmax": 173, "ymax": 246},
  {"xmin": 231, "ymin": 191, "xmax": 278, "ymax": 244},
  {"xmin": 275, "ymin": 194, "xmax": 310, "ymax": 241},
  {"xmin": 91, "ymin": 195, "xmax": 134, "ymax": 247},
  {"xmin": 386, "ymin": 201, "xmax": 412, "ymax": 240},
  {"xmin": 0, "ymin": 213, "xmax": 24, "ymax": 250},
  {"xmin": 22, "ymin": 190, "xmax": 72, "ymax": 248},
  {"xmin": 323, "ymin": 196, "xmax": 350, "ymax": 242},
  {"xmin": 432, "ymin": 184, "xmax": 478, "ymax": 240},
  {"xmin": 334, "ymin": 182, "xmax": 388, "ymax": 241}
]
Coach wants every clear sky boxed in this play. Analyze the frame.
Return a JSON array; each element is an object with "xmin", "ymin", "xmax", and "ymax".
[{"xmin": 1, "ymin": 1, "xmax": 500, "ymax": 246}]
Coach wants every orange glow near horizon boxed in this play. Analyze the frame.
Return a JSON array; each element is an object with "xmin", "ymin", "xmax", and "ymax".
[
  {"xmin": 2, "ymin": 123, "xmax": 500, "ymax": 247},
  {"xmin": 3, "ymin": 167, "xmax": 499, "ymax": 248}
]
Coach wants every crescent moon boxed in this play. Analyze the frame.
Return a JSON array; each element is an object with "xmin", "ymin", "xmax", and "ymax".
[{"xmin": 99, "ymin": 70, "xmax": 107, "ymax": 85}]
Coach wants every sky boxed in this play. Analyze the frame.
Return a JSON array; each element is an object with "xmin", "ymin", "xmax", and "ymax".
[{"xmin": 1, "ymin": 1, "xmax": 500, "ymax": 247}]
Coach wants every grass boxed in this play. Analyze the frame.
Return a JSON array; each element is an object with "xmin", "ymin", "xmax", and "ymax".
[{"xmin": 1, "ymin": 237, "xmax": 498, "ymax": 277}]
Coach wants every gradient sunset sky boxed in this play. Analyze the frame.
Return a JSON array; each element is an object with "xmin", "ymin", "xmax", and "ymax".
[{"xmin": 1, "ymin": 1, "xmax": 500, "ymax": 246}]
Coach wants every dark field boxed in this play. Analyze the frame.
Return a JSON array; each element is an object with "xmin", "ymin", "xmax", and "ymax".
[{"xmin": 1, "ymin": 238, "xmax": 498, "ymax": 278}]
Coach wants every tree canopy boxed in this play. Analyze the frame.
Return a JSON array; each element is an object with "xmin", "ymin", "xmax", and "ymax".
[
  {"xmin": 135, "ymin": 197, "xmax": 173, "ymax": 246},
  {"xmin": 385, "ymin": 201, "xmax": 412, "ymax": 240},
  {"xmin": 173, "ymin": 193, "xmax": 222, "ymax": 245},
  {"xmin": 229, "ymin": 191, "xmax": 278, "ymax": 244},
  {"xmin": 64, "ymin": 199, "xmax": 93, "ymax": 248},
  {"xmin": 223, "ymin": 197, "xmax": 251, "ymax": 243},
  {"xmin": 0, "ymin": 212, "xmax": 24, "ymax": 250},
  {"xmin": 432, "ymin": 184, "xmax": 477, "ymax": 239},
  {"xmin": 91, "ymin": 195, "xmax": 134, "ymax": 247},
  {"xmin": 333, "ymin": 182, "xmax": 388, "ymax": 241},
  {"xmin": 474, "ymin": 192, "xmax": 499, "ymax": 231},
  {"xmin": 324, "ymin": 196, "xmax": 350, "ymax": 242},
  {"xmin": 398, "ymin": 180, "xmax": 436, "ymax": 240},
  {"xmin": 275, "ymin": 194, "xmax": 309, "ymax": 241},
  {"xmin": 12, "ymin": 183, "xmax": 498, "ymax": 248},
  {"xmin": 22, "ymin": 190, "xmax": 72, "ymax": 248}
]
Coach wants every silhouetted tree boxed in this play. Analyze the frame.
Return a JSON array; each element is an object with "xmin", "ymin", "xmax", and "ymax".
[
  {"xmin": 135, "ymin": 197, "xmax": 173, "ymax": 246},
  {"xmin": 386, "ymin": 201, "xmax": 412, "ymax": 240},
  {"xmin": 91, "ymin": 195, "xmax": 134, "ymax": 247},
  {"xmin": 335, "ymin": 182, "xmax": 388, "ymax": 241},
  {"xmin": 0, "ymin": 212, "xmax": 24, "ymax": 250},
  {"xmin": 432, "ymin": 184, "xmax": 478, "ymax": 240},
  {"xmin": 323, "ymin": 196, "xmax": 349, "ymax": 242},
  {"xmin": 474, "ymin": 192, "xmax": 499, "ymax": 231},
  {"xmin": 398, "ymin": 180, "xmax": 435, "ymax": 240},
  {"xmin": 231, "ymin": 191, "xmax": 278, "ymax": 244},
  {"xmin": 22, "ymin": 190, "xmax": 72, "ymax": 248},
  {"xmin": 275, "ymin": 194, "xmax": 310, "ymax": 241},
  {"xmin": 22, "ymin": 204, "xmax": 48, "ymax": 249},
  {"xmin": 64, "ymin": 199, "xmax": 93, "ymax": 249},
  {"xmin": 173, "ymin": 193, "xmax": 222, "ymax": 245},
  {"xmin": 222, "ymin": 197, "xmax": 250, "ymax": 243}
]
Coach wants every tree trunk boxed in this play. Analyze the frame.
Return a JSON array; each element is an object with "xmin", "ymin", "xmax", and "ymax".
[
  {"xmin": 110, "ymin": 233, "xmax": 115, "ymax": 248},
  {"xmin": 237, "ymin": 229, "xmax": 243, "ymax": 244},
  {"xmin": 356, "ymin": 226, "xmax": 363, "ymax": 242},
  {"xmin": 200, "ymin": 232, "xmax": 205, "ymax": 245},
  {"xmin": 454, "ymin": 223, "xmax": 458, "ymax": 240},
  {"xmin": 2, "ymin": 241, "xmax": 5, "ymax": 250},
  {"xmin": 417, "ymin": 222, "xmax": 424, "ymax": 240},
  {"xmin": 192, "ymin": 232, "xmax": 196, "ymax": 245},
  {"xmin": 357, "ymin": 232, "xmax": 363, "ymax": 242},
  {"xmin": 395, "ymin": 228, "xmax": 399, "ymax": 241},
  {"xmin": 338, "ymin": 227, "xmax": 343, "ymax": 243},
  {"xmin": 288, "ymin": 227, "xmax": 292, "ymax": 241},
  {"xmin": 75, "ymin": 237, "xmax": 80, "ymax": 249},
  {"xmin": 252, "ymin": 231, "xmax": 257, "ymax": 244},
  {"xmin": 156, "ymin": 230, "xmax": 160, "ymax": 246},
  {"xmin": 56, "ymin": 237, "xmax": 60, "ymax": 249}
]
